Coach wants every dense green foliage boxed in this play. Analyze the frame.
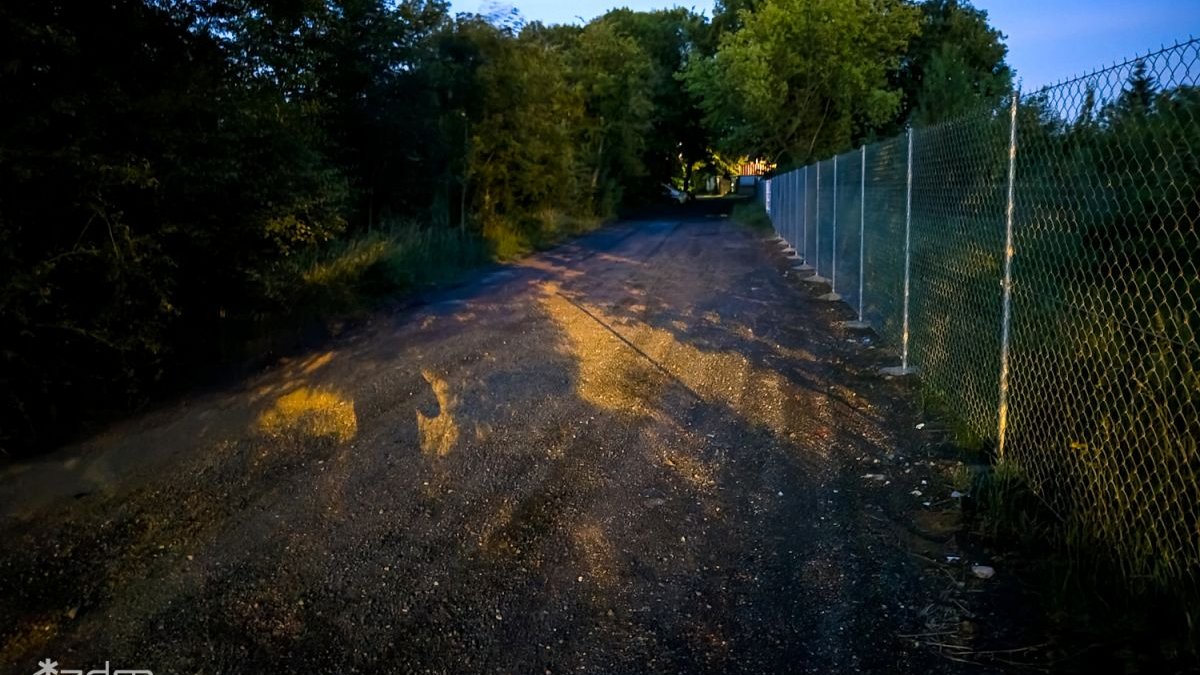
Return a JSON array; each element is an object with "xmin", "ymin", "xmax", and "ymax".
[
  {"xmin": 0, "ymin": 0, "xmax": 1014, "ymax": 454},
  {"xmin": 686, "ymin": 0, "xmax": 921, "ymax": 165},
  {"xmin": 890, "ymin": 0, "xmax": 1013, "ymax": 130},
  {"xmin": 690, "ymin": 0, "xmax": 1012, "ymax": 164}
]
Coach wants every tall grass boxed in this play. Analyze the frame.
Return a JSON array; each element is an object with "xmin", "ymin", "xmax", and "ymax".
[
  {"xmin": 730, "ymin": 199, "xmax": 773, "ymax": 231},
  {"xmin": 287, "ymin": 210, "xmax": 604, "ymax": 322},
  {"xmin": 293, "ymin": 221, "xmax": 491, "ymax": 316},
  {"xmin": 483, "ymin": 209, "xmax": 604, "ymax": 259}
]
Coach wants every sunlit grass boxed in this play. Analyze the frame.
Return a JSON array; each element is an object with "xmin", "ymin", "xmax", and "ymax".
[
  {"xmin": 294, "ymin": 221, "xmax": 491, "ymax": 315},
  {"xmin": 257, "ymin": 386, "xmax": 357, "ymax": 443},
  {"xmin": 295, "ymin": 212, "xmax": 605, "ymax": 312},
  {"xmin": 730, "ymin": 199, "xmax": 773, "ymax": 231},
  {"xmin": 483, "ymin": 209, "xmax": 604, "ymax": 260}
]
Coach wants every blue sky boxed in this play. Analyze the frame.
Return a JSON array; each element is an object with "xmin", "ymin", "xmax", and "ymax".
[{"xmin": 451, "ymin": 0, "xmax": 1199, "ymax": 91}]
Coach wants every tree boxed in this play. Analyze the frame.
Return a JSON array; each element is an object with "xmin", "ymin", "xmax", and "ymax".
[
  {"xmin": 709, "ymin": 0, "xmax": 763, "ymax": 45},
  {"xmin": 463, "ymin": 19, "xmax": 583, "ymax": 230},
  {"xmin": 565, "ymin": 20, "xmax": 657, "ymax": 214},
  {"xmin": 602, "ymin": 8, "xmax": 712, "ymax": 194},
  {"xmin": 1110, "ymin": 60, "xmax": 1157, "ymax": 121},
  {"xmin": 683, "ymin": 0, "xmax": 920, "ymax": 165},
  {"xmin": 173, "ymin": 0, "xmax": 453, "ymax": 224},
  {"xmin": 0, "ymin": 0, "xmax": 349, "ymax": 453},
  {"xmin": 891, "ymin": 0, "xmax": 1013, "ymax": 131}
]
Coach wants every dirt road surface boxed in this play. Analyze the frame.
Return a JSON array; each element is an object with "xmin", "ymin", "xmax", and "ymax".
[{"xmin": 0, "ymin": 204, "xmax": 1004, "ymax": 674}]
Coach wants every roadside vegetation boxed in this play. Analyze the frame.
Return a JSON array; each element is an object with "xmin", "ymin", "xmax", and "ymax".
[
  {"xmin": 937, "ymin": 443, "xmax": 1198, "ymax": 670},
  {"xmin": 913, "ymin": 382, "xmax": 1200, "ymax": 671},
  {"xmin": 729, "ymin": 201, "xmax": 773, "ymax": 231}
]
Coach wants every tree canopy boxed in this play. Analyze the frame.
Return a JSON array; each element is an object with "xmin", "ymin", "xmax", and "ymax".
[
  {"xmin": 687, "ymin": 0, "xmax": 921, "ymax": 165},
  {"xmin": 893, "ymin": 0, "xmax": 1013, "ymax": 130}
]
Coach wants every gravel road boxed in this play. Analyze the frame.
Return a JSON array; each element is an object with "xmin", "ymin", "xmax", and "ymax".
[{"xmin": 0, "ymin": 203, "xmax": 1005, "ymax": 674}]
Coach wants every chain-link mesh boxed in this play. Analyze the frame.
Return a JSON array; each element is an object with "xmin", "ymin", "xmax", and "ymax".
[
  {"xmin": 1006, "ymin": 43, "xmax": 1200, "ymax": 584},
  {"xmin": 816, "ymin": 158, "xmax": 835, "ymax": 280},
  {"xmin": 782, "ymin": 168, "xmax": 792, "ymax": 247},
  {"xmin": 795, "ymin": 169, "xmax": 805, "ymax": 256},
  {"xmin": 781, "ymin": 169, "xmax": 793, "ymax": 248},
  {"xmin": 763, "ymin": 39, "xmax": 1200, "ymax": 587},
  {"xmin": 907, "ymin": 111, "xmax": 1009, "ymax": 438},
  {"xmin": 804, "ymin": 164, "xmax": 817, "ymax": 267},
  {"xmin": 834, "ymin": 148, "xmax": 864, "ymax": 313},
  {"xmin": 861, "ymin": 136, "xmax": 909, "ymax": 344},
  {"xmin": 791, "ymin": 168, "xmax": 803, "ymax": 256},
  {"xmin": 762, "ymin": 175, "xmax": 772, "ymax": 219}
]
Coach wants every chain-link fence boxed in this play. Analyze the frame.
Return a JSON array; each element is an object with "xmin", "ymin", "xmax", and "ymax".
[{"xmin": 762, "ymin": 39, "xmax": 1200, "ymax": 588}]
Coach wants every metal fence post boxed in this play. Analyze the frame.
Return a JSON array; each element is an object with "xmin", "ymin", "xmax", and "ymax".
[
  {"xmin": 801, "ymin": 167, "xmax": 808, "ymax": 261},
  {"xmin": 814, "ymin": 164, "xmax": 820, "ymax": 270},
  {"xmin": 789, "ymin": 170, "xmax": 795, "ymax": 247},
  {"xmin": 806, "ymin": 162, "xmax": 829, "ymax": 285},
  {"xmin": 759, "ymin": 176, "xmax": 765, "ymax": 214},
  {"xmin": 882, "ymin": 129, "xmax": 917, "ymax": 377},
  {"xmin": 787, "ymin": 169, "xmax": 796, "ymax": 246},
  {"xmin": 766, "ymin": 178, "xmax": 776, "ymax": 236},
  {"xmin": 787, "ymin": 169, "xmax": 796, "ymax": 251},
  {"xmin": 844, "ymin": 145, "xmax": 870, "ymax": 328},
  {"xmin": 817, "ymin": 156, "xmax": 841, "ymax": 300},
  {"xmin": 831, "ymin": 155, "xmax": 838, "ymax": 288},
  {"xmin": 859, "ymin": 146, "xmax": 865, "ymax": 318},
  {"xmin": 796, "ymin": 166, "xmax": 813, "ymax": 271},
  {"xmin": 997, "ymin": 90, "xmax": 1020, "ymax": 460},
  {"xmin": 780, "ymin": 172, "xmax": 798, "ymax": 257},
  {"xmin": 788, "ymin": 170, "xmax": 800, "ymax": 262},
  {"xmin": 783, "ymin": 170, "xmax": 790, "ymax": 243}
]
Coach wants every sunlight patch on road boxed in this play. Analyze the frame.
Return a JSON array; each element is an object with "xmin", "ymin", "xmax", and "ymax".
[
  {"xmin": 257, "ymin": 386, "xmax": 357, "ymax": 443},
  {"xmin": 417, "ymin": 369, "xmax": 459, "ymax": 457},
  {"xmin": 249, "ymin": 351, "xmax": 339, "ymax": 403},
  {"xmin": 539, "ymin": 285, "xmax": 662, "ymax": 415},
  {"xmin": 539, "ymin": 282, "xmax": 807, "ymax": 444},
  {"xmin": 594, "ymin": 253, "xmax": 646, "ymax": 267},
  {"xmin": 300, "ymin": 351, "xmax": 336, "ymax": 375}
]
